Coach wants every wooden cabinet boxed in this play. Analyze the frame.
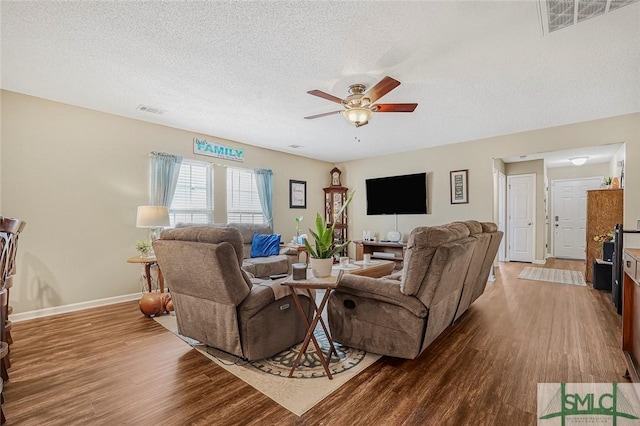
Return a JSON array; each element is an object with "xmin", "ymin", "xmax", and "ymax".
[
  {"xmin": 355, "ymin": 240, "xmax": 407, "ymax": 270},
  {"xmin": 622, "ymin": 248, "xmax": 640, "ymax": 382},
  {"xmin": 323, "ymin": 167, "xmax": 349, "ymax": 255},
  {"xmin": 585, "ymin": 189, "xmax": 623, "ymax": 282},
  {"xmin": 323, "ymin": 186, "xmax": 348, "ymax": 253}
]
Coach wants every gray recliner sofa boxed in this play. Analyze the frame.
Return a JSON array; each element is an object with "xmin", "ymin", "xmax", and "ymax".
[
  {"xmin": 453, "ymin": 221, "xmax": 503, "ymax": 322},
  {"xmin": 328, "ymin": 221, "xmax": 502, "ymax": 359},
  {"xmin": 176, "ymin": 222, "xmax": 298, "ymax": 278},
  {"xmin": 154, "ymin": 226, "xmax": 314, "ymax": 361}
]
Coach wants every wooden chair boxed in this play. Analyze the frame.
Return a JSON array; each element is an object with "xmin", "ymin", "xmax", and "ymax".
[
  {"xmin": 0, "ymin": 288, "xmax": 6, "ymax": 425},
  {"xmin": 3, "ymin": 220, "xmax": 26, "ymax": 348},
  {"xmin": 0, "ymin": 217, "xmax": 22, "ymax": 426},
  {"xmin": 0, "ymin": 217, "xmax": 25, "ymax": 382}
]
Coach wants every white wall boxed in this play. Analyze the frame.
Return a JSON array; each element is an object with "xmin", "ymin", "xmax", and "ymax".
[
  {"xmin": 342, "ymin": 113, "xmax": 640, "ymax": 259},
  {"xmin": 610, "ymin": 144, "xmax": 626, "ymax": 187},
  {"xmin": 547, "ymin": 163, "xmax": 609, "ymax": 182},
  {"xmin": 1, "ymin": 90, "xmax": 332, "ymax": 314}
]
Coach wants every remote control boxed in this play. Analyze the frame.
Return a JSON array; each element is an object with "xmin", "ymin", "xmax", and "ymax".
[{"xmin": 269, "ymin": 273, "xmax": 288, "ymax": 280}]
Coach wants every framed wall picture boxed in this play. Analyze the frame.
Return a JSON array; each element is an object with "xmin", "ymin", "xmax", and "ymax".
[
  {"xmin": 450, "ymin": 170, "xmax": 469, "ymax": 204},
  {"xmin": 289, "ymin": 180, "xmax": 307, "ymax": 209}
]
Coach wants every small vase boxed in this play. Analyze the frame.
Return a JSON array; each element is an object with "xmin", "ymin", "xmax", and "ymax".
[
  {"xmin": 310, "ymin": 258, "xmax": 333, "ymax": 278},
  {"xmin": 612, "ymin": 177, "xmax": 620, "ymax": 189}
]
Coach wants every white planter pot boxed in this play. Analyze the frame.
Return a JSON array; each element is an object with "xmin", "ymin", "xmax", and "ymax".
[{"xmin": 310, "ymin": 258, "xmax": 333, "ymax": 278}]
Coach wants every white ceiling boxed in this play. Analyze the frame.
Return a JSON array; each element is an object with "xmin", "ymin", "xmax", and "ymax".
[{"xmin": 1, "ymin": 1, "xmax": 639, "ymax": 163}]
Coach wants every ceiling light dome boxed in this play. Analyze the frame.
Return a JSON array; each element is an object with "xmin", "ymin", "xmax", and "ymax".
[
  {"xmin": 570, "ymin": 157, "xmax": 588, "ymax": 166},
  {"xmin": 343, "ymin": 107, "xmax": 371, "ymax": 127}
]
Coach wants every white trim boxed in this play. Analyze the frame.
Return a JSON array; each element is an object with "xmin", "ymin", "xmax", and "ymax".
[
  {"xmin": 11, "ymin": 293, "xmax": 140, "ymax": 322},
  {"xmin": 533, "ymin": 259, "xmax": 547, "ymax": 265}
]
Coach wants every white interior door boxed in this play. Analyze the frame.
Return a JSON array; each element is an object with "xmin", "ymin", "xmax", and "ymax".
[
  {"xmin": 498, "ymin": 171, "xmax": 507, "ymax": 261},
  {"xmin": 552, "ymin": 177, "xmax": 602, "ymax": 259},
  {"xmin": 508, "ymin": 174, "xmax": 535, "ymax": 262}
]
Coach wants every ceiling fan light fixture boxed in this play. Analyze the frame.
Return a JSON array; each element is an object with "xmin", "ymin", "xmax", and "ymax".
[
  {"xmin": 344, "ymin": 107, "xmax": 371, "ymax": 127},
  {"xmin": 570, "ymin": 157, "xmax": 588, "ymax": 166}
]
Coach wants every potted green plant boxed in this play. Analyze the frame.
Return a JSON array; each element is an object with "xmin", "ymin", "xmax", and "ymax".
[
  {"xmin": 304, "ymin": 192, "xmax": 354, "ymax": 277},
  {"xmin": 136, "ymin": 239, "xmax": 152, "ymax": 257}
]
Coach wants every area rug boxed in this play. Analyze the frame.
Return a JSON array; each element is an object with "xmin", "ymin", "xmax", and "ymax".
[
  {"xmin": 518, "ymin": 267, "xmax": 586, "ymax": 286},
  {"xmin": 153, "ymin": 312, "xmax": 381, "ymax": 416}
]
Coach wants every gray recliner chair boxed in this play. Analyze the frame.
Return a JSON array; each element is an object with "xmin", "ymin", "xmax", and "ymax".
[{"xmin": 154, "ymin": 226, "xmax": 314, "ymax": 361}]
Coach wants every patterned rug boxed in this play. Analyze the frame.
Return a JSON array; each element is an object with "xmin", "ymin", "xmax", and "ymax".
[
  {"xmin": 518, "ymin": 267, "xmax": 586, "ymax": 286},
  {"xmin": 153, "ymin": 312, "xmax": 380, "ymax": 416}
]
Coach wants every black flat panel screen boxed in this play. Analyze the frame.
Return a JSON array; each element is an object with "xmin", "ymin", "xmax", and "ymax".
[{"xmin": 366, "ymin": 173, "xmax": 427, "ymax": 215}]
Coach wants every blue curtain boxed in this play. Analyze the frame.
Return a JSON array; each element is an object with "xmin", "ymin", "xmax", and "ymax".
[
  {"xmin": 254, "ymin": 168, "xmax": 274, "ymax": 230},
  {"xmin": 149, "ymin": 152, "xmax": 183, "ymax": 207}
]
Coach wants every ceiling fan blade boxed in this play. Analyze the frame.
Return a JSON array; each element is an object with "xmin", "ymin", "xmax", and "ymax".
[
  {"xmin": 374, "ymin": 103, "xmax": 418, "ymax": 113},
  {"xmin": 307, "ymin": 90, "xmax": 344, "ymax": 104},
  {"xmin": 365, "ymin": 76, "xmax": 401, "ymax": 103},
  {"xmin": 304, "ymin": 110, "xmax": 343, "ymax": 119}
]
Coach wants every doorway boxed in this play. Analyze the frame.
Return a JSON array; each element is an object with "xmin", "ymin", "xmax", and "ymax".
[
  {"xmin": 551, "ymin": 177, "xmax": 602, "ymax": 259},
  {"xmin": 508, "ymin": 174, "xmax": 536, "ymax": 262}
]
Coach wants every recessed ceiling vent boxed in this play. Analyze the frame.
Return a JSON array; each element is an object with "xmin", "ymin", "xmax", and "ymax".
[
  {"xmin": 540, "ymin": 0, "xmax": 639, "ymax": 33},
  {"xmin": 137, "ymin": 104, "xmax": 166, "ymax": 115}
]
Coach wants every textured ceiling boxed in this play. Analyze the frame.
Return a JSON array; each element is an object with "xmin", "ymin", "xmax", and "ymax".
[{"xmin": 1, "ymin": 1, "xmax": 639, "ymax": 163}]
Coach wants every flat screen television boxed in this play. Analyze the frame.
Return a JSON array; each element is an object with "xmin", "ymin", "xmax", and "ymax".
[{"xmin": 366, "ymin": 172, "xmax": 427, "ymax": 215}]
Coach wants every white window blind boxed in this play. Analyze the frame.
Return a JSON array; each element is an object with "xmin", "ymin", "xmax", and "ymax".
[
  {"xmin": 226, "ymin": 167, "xmax": 265, "ymax": 224},
  {"xmin": 169, "ymin": 160, "xmax": 213, "ymax": 226}
]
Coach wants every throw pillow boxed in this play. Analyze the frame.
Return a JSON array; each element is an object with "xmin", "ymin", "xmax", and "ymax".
[{"xmin": 250, "ymin": 233, "xmax": 281, "ymax": 258}]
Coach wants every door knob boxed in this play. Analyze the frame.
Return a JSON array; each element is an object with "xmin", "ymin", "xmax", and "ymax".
[{"xmin": 528, "ymin": 223, "xmax": 532, "ymax": 226}]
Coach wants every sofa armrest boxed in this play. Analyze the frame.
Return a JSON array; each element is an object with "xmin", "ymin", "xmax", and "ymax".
[
  {"xmin": 280, "ymin": 246, "xmax": 298, "ymax": 256},
  {"xmin": 336, "ymin": 274, "xmax": 427, "ymax": 317},
  {"xmin": 382, "ymin": 271, "xmax": 403, "ymax": 281},
  {"xmin": 239, "ymin": 282, "xmax": 314, "ymax": 319}
]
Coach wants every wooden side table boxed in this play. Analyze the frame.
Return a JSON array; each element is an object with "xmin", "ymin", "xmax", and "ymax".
[
  {"xmin": 281, "ymin": 260, "xmax": 394, "ymax": 379},
  {"xmin": 281, "ymin": 273, "xmax": 340, "ymax": 379},
  {"xmin": 127, "ymin": 255, "xmax": 164, "ymax": 293}
]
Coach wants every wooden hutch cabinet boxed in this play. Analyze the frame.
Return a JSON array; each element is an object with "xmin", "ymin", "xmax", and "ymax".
[
  {"xmin": 585, "ymin": 189, "xmax": 623, "ymax": 282},
  {"xmin": 324, "ymin": 167, "xmax": 348, "ymax": 252}
]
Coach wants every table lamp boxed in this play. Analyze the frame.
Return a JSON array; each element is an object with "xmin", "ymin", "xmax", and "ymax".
[{"xmin": 136, "ymin": 205, "xmax": 170, "ymax": 256}]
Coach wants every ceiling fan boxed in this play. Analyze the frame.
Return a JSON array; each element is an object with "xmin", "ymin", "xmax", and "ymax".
[{"xmin": 304, "ymin": 76, "xmax": 418, "ymax": 128}]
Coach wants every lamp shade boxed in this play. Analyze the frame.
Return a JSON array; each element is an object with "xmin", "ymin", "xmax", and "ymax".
[
  {"xmin": 343, "ymin": 108, "xmax": 371, "ymax": 126},
  {"xmin": 136, "ymin": 205, "xmax": 170, "ymax": 228}
]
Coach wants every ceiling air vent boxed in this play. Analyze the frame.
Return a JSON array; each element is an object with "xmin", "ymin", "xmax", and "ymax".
[
  {"xmin": 540, "ymin": 0, "xmax": 639, "ymax": 34},
  {"xmin": 137, "ymin": 104, "xmax": 167, "ymax": 115}
]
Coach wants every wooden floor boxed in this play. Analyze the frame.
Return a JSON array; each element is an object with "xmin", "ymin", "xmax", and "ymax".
[{"xmin": 3, "ymin": 259, "xmax": 626, "ymax": 425}]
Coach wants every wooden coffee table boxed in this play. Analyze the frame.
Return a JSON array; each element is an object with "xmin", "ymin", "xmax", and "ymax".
[{"xmin": 281, "ymin": 259, "xmax": 394, "ymax": 379}]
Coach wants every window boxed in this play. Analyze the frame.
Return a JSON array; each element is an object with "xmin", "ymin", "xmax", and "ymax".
[
  {"xmin": 169, "ymin": 160, "xmax": 213, "ymax": 226},
  {"xmin": 226, "ymin": 167, "xmax": 265, "ymax": 224}
]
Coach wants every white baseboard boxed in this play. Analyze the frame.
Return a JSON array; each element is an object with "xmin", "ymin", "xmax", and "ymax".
[
  {"xmin": 11, "ymin": 293, "xmax": 140, "ymax": 322},
  {"xmin": 533, "ymin": 259, "xmax": 547, "ymax": 265}
]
